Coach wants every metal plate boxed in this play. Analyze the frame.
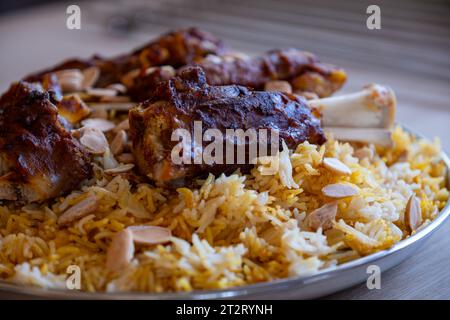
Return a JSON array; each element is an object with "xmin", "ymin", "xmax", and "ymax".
[{"xmin": 1, "ymin": 127, "xmax": 449, "ymax": 300}]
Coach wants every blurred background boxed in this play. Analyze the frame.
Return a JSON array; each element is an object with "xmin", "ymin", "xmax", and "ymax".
[{"xmin": 0, "ymin": 0, "xmax": 449, "ymax": 299}]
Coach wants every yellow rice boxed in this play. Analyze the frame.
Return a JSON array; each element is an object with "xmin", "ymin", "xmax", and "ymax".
[{"xmin": 0, "ymin": 126, "xmax": 448, "ymax": 292}]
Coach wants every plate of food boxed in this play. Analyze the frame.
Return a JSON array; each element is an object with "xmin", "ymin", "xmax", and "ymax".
[{"xmin": 0, "ymin": 28, "xmax": 448, "ymax": 299}]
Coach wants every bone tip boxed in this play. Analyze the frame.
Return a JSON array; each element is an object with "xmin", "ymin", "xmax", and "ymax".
[{"xmin": 364, "ymin": 84, "xmax": 396, "ymax": 109}]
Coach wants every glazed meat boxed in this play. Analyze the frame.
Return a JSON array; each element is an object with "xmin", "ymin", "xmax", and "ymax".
[
  {"xmin": 0, "ymin": 82, "xmax": 92, "ymax": 203},
  {"xmin": 128, "ymin": 49, "xmax": 346, "ymax": 101},
  {"xmin": 196, "ymin": 49, "xmax": 346, "ymax": 97},
  {"xmin": 23, "ymin": 28, "xmax": 344, "ymax": 103},
  {"xmin": 129, "ymin": 67, "xmax": 326, "ymax": 187},
  {"xmin": 24, "ymin": 27, "xmax": 227, "ymax": 89}
]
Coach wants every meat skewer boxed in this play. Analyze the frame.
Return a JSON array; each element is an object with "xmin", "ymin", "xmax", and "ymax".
[{"xmin": 0, "ymin": 82, "xmax": 92, "ymax": 203}]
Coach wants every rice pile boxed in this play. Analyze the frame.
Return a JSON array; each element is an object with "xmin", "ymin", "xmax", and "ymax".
[{"xmin": 0, "ymin": 126, "xmax": 448, "ymax": 292}]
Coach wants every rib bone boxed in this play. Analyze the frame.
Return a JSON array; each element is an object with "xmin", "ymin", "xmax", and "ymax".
[
  {"xmin": 309, "ymin": 84, "xmax": 396, "ymax": 129},
  {"xmin": 324, "ymin": 127, "xmax": 393, "ymax": 147}
]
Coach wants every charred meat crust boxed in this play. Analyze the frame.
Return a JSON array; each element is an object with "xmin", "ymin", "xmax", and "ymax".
[
  {"xmin": 196, "ymin": 48, "xmax": 346, "ymax": 93},
  {"xmin": 129, "ymin": 48, "xmax": 347, "ymax": 102},
  {"xmin": 129, "ymin": 67, "xmax": 326, "ymax": 187},
  {"xmin": 0, "ymin": 82, "xmax": 92, "ymax": 202},
  {"xmin": 23, "ymin": 27, "xmax": 227, "ymax": 88}
]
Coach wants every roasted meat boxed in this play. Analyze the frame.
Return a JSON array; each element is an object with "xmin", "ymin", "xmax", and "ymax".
[
  {"xmin": 23, "ymin": 28, "xmax": 344, "ymax": 103},
  {"xmin": 24, "ymin": 27, "xmax": 227, "ymax": 89},
  {"xmin": 0, "ymin": 82, "xmax": 92, "ymax": 203},
  {"xmin": 129, "ymin": 67, "xmax": 326, "ymax": 187},
  {"xmin": 128, "ymin": 48, "xmax": 346, "ymax": 101},
  {"xmin": 196, "ymin": 49, "xmax": 346, "ymax": 97}
]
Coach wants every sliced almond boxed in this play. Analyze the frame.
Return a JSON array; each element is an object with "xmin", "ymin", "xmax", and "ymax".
[
  {"xmin": 264, "ymin": 80, "xmax": 293, "ymax": 93},
  {"xmin": 106, "ymin": 83, "xmax": 127, "ymax": 94},
  {"xmin": 79, "ymin": 127, "xmax": 109, "ymax": 154},
  {"xmin": 322, "ymin": 183, "xmax": 358, "ymax": 198},
  {"xmin": 159, "ymin": 65, "xmax": 176, "ymax": 76},
  {"xmin": 114, "ymin": 119, "xmax": 130, "ymax": 132},
  {"xmin": 105, "ymin": 164, "xmax": 134, "ymax": 175},
  {"xmin": 405, "ymin": 195, "xmax": 422, "ymax": 232},
  {"xmin": 57, "ymin": 195, "xmax": 98, "ymax": 225},
  {"xmin": 103, "ymin": 148, "xmax": 119, "ymax": 170},
  {"xmin": 354, "ymin": 147, "xmax": 374, "ymax": 161},
  {"xmin": 323, "ymin": 157, "xmax": 352, "ymax": 175},
  {"xmin": 55, "ymin": 69, "xmax": 83, "ymax": 92},
  {"xmin": 81, "ymin": 66, "xmax": 100, "ymax": 89},
  {"xmin": 58, "ymin": 77, "xmax": 83, "ymax": 93},
  {"xmin": 86, "ymin": 88, "xmax": 117, "ymax": 98},
  {"xmin": 304, "ymin": 202, "xmax": 338, "ymax": 231},
  {"xmin": 128, "ymin": 226, "xmax": 172, "ymax": 245},
  {"xmin": 116, "ymin": 153, "xmax": 134, "ymax": 164},
  {"xmin": 106, "ymin": 229, "xmax": 134, "ymax": 273},
  {"xmin": 99, "ymin": 95, "xmax": 131, "ymax": 103},
  {"xmin": 110, "ymin": 130, "xmax": 127, "ymax": 155},
  {"xmin": 81, "ymin": 118, "xmax": 115, "ymax": 132}
]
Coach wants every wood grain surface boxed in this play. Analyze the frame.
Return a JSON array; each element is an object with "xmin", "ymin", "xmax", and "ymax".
[{"xmin": 0, "ymin": 0, "xmax": 449, "ymax": 299}]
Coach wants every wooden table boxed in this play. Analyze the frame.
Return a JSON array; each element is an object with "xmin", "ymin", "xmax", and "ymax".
[{"xmin": 0, "ymin": 0, "xmax": 449, "ymax": 299}]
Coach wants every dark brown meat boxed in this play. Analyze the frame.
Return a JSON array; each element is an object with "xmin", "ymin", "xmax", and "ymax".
[
  {"xmin": 128, "ymin": 49, "xmax": 346, "ymax": 101},
  {"xmin": 23, "ymin": 27, "xmax": 227, "ymax": 89},
  {"xmin": 0, "ymin": 82, "xmax": 92, "ymax": 203},
  {"xmin": 129, "ymin": 67, "xmax": 325, "ymax": 187},
  {"xmin": 196, "ymin": 49, "xmax": 346, "ymax": 97}
]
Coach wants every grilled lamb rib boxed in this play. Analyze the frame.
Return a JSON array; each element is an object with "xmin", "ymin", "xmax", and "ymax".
[
  {"xmin": 0, "ymin": 82, "xmax": 92, "ymax": 203},
  {"xmin": 128, "ymin": 48, "xmax": 347, "ymax": 101},
  {"xmin": 24, "ymin": 27, "xmax": 227, "ymax": 89},
  {"xmin": 129, "ymin": 67, "xmax": 326, "ymax": 187}
]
